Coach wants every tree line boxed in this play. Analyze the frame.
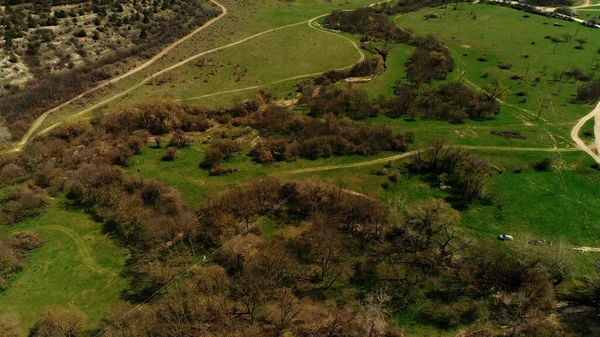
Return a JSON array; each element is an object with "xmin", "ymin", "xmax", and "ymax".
[{"xmin": 0, "ymin": 95, "xmax": 597, "ymax": 335}]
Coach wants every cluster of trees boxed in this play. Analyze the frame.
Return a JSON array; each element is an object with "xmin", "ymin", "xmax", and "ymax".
[
  {"xmin": 411, "ymin": 137, "xmax": 492, "ymax": 202},
  {"xmin": 323, "ymin": 7, "xmax": 411, "ymax": 43},
  {"xmin": 0, "ymin": 231, "xmax": 45, "ymax": 289},
  {"xmin": 0, "ymin": 186, "xmax": 49, "ymax": 225},
  {"xmin": 89, "ymin": 173, "xmax": 586, "ymax": 337},
  {"xmin": 380, "ymin": 0, "xmax": 472, "ymax": 15},
  {"xmin": 247, "ymin": 105, "xmax": 414, "ymax": 162},
  {"xmin": 201, "ymin": 139, "xmax": 242, "ymax": 175},
  {"xmin": 576, "ymin": 79, "xmax": 600, "ymax": 104},
  {"xmin": 318, "ymin": 8, "xmax": 499, "ymax": 123},
  {"xmin": 406, "ymin": 35, "xmax": 455, "ymax": 85},
  {"xmin": 299, "ymin": 79, "xmax": 500, "ymax": 123},
  {"xmin": 314, "ymin": 56, "xmax": 384, "ymax": 85}
]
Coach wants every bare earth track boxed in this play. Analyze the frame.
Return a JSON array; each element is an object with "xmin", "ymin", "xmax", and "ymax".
[{"xmin": 14, "ymin": 0, "xmax": 228, "ymax": 151}]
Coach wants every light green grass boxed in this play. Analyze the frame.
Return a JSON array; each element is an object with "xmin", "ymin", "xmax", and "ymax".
[
  {"xmin": 0, "ymin": 201, "xmax": 128, "ymax": 335},
  {"xmin": 394, "ymin": 3, "xmax": 600, "ymax": 142},
  {"xmin": 99, "ymin": 23, "xmax": 362, "ymax": 109},
  {"xmin": 353, "ymin": 43, "xmax": 415, "ymax": 98}
]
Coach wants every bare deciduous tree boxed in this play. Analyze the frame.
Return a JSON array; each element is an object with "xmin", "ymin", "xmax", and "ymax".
[{"xmin": 31, "ymin": 306, "xmax": 86, "ymax": 337}]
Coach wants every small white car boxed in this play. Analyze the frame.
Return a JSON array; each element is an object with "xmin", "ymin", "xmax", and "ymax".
[{"xmin": 498, "ymin": 234, "xmax": 514, "ymax": 241}]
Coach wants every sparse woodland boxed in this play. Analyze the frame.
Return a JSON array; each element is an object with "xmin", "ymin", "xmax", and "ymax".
[
  {"xmin": 0, "ymin": 0, "xmax": 221, "ymax": 141},
  {"xmin": 0, "ymin": 0, "xmax": 599, "ymax": 336},
  {"xmin": 0, "ymin": 93, "xmax": 594, "ymax": 336}
]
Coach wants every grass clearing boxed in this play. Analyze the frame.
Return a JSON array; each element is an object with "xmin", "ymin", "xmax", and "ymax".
[
  {"xmin": 0, "ymin": 201, "xmax": 128, "ymax": 335},
  {"xmin": 394, "ymin": 3, "xmax": 600, "ymax": 140}
]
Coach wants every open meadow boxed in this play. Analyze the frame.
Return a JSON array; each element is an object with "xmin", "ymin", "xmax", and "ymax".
[{"xmin": 0, "ymin": 202, "xmax": 128, "ymax": 334}]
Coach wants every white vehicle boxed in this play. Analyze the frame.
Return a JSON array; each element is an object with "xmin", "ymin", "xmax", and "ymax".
[{"xmin": 497, "ymin": 234, "xmax": 514, "ymax": 241}]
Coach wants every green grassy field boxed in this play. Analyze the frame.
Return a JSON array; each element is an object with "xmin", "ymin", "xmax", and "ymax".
[
  {"xmin": 394, "ymin": 3, "xmax": 600, "ymax": 140},
  {"xmin": 0, "ymin": 202, "xmax": 128, "ymax": 335},
  {"xmin": 577, "ymin": 8, "xmax": 600, "ymax": 21},
  {"xmin": 35, "ymin": 0, "xmax": 379, "ymax": 134}
]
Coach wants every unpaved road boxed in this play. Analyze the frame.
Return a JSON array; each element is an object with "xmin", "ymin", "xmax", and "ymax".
[
  {"xmin": 14, "ymin": 0, "xmax": 228, "ymax": 151},
  {"xmin": 180, "ymin": 17, "xmax": 365, "ymax": 102},
  {"xmin": 570, "ymin": 101, "xmax": 600, "ymax": 163},
  {"xmin": 34, "ymin": 16, "xmax": 333, "ymax": 138},
  {"xmin": 574, "ymin": 246, "xmax": 600, "ymax": 252},
  {"xmin": 574, "ymin": 0, "xmax": 593, "ymax": 8},
  {"xmin": 284, "ymin": 146, "xmax": 578, "ymax": 175}
]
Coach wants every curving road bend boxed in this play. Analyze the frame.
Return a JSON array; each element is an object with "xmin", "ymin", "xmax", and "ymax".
[{"xmin": 570, "ymin": 101, "xmax": 600, "ymax": 163}]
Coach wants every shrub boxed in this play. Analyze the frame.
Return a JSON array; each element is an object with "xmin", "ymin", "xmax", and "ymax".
[
  {"xmin": 169, "ymin": 131, "xmax": 190, "ymax": 148},
  {"xmin": 534, "ymin": 157, "xmax": 553, "ymax": 171},
  {"xmin": 162, "ymin": 147, "xmax": 180, "ymax": 161},
  {"xmin": 0, "ymin": 187, "xmax": 49, "ymax": 225},
  {"xmin": 209, "ymin": 166, "xmax": 238, "ymax": 176},
  {"xmin": 498, "ymin": 63, "xmax": 512, "ymax": 70},
  {"xmin": 374, "ymin": 168, "xmax": 389, "ymax": 176},
  {"xmin": 201, "ymin": 148, "xmax": 224, "ymax": 169},
  {"xmin": 74, "ymin": 29, "xmax": 87, "ymax": 38},
  {"xmin": 576, "ymin": 79, "xmax": 600, "ymax": 103},
  {"xmin": 388, "ymin": 171, "xmax": 402, "ymax": 183}
]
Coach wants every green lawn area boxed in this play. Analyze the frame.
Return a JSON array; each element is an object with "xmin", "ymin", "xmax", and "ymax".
[
  {"xmin": 461, "ymin": 156, "xmax": 600, "ymax": 247},
  {"xmin": 101, "ymin": 23, "xmax": 362, "ymax": 109},
  {"xmin": 394, "ymin": 3, "xmax": 600, "ymax": 142},
  {"xmin": 0, "ymin": 201, "xmax": 128, "ymax": 335}
]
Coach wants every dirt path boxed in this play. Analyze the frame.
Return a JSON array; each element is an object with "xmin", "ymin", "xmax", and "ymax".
[
  {"xmin": 574, "ymin": 0, "xmax": 593, "ymax": 8},
  {"xmin": 27, "ymin": 1, "xmax": 391, "ymax": 141},
  {"xmin": 11, "ymin": 225, "xmax": 105, "ymax": 273},
  {"xmin": 283, "ymin": 146, "xmax": 578, "ymax": 175},
  {"xmin": 34, "ymin": 17, "xmax": 330, "ymax": 138},
  {"xmin": 180, "ymin": 17, "xmax": 366, "ymax": 102},
  {"xmin": 13, "ymin": 0, "xmax": 228, "ymax": 151},
  {"xmin": 570, "ymin": 101, "xmax": 600, "ymax": 163},
  {"xmin": 574, "ymin": 246, "xmax": 600, "ymax": 252}
]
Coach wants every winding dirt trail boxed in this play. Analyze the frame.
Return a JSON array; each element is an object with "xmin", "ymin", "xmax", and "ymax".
[
  {"xmin": 11, "ymin": 225, "xmax": 105, "ymax": 273},
  {"xmin": 180, "ymin": 17, "xmax": 366, "ymax": 102},
  {"xmin": 14, "ymin": 0, "xmax": 228, "ymax": 151},
  {"xmin": 574, "ymin": 0, "xmax": 593, "ymax": 8},
  {"xmin": 34, "ymin": 17, "xmax": 330, "ymax": 138},
  {"xmin": 570, "ymin": 101, "xmax": 600, "ymax": 163},
  {"xmin": 29, "ymin": 1, "xmax": 393, "ymax": 141},
  {"xmin": 283, "ymin": 146, "xmax": 578, "ymax": 175}
]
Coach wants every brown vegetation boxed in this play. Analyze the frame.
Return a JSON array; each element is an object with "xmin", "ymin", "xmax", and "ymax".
[{"xmin": 0, "ymin": 231, "xmax": 45, "ymax": 289}]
